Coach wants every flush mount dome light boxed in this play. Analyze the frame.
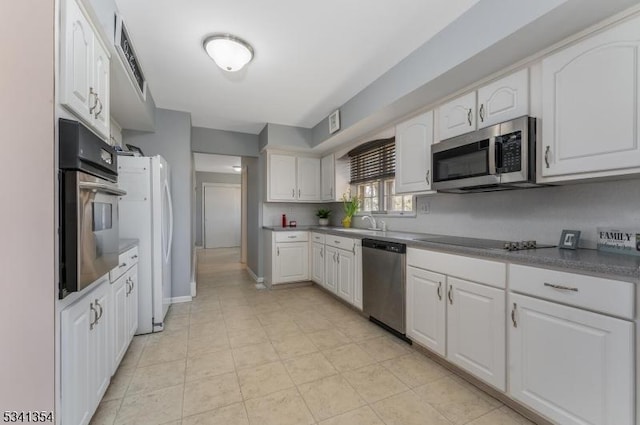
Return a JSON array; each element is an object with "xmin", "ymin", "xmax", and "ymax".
[{"xmin": 203, "ymin": 34, "xmax": 254, "ymax": 72}]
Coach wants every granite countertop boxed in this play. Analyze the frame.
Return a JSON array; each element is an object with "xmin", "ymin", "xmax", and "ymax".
[
  {"xmin": 118, "ymin": 238, "xmax": 139, "ymax": 254},
  {"xmin": 263, "ymin": 225, "xmax": 640, "ymax": 281}
]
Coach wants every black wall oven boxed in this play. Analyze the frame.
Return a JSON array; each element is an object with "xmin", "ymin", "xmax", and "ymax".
[{"xmin": 59, "ymin": 119, "xmax": 126, "ymax": 298}]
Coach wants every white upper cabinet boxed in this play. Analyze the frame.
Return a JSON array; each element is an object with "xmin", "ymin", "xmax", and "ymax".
[
  {"xmin": 477, "ymin": 68, "xmax": 529, "ymax": 129},
  {"xmin": 395, "ymin": 111, "xmax": 435, "ymax": 194},
  {"xmin": 267, "ymin": 152, "xmax": 321, "ymax": 202},
  {"xmin": 268, "ymin": 153, "xmax": 297, "ymax": 201},
  {"xmin": 321, "ymin": 154, "xmax": 335, "ymax": 201},
  {"xmin": 60, "ymin": 0, "xmax": 110, "ymax": 140},
  {"xmin": 297, "ymin": 157, "xmax": 321, "ymax": 201},
  {"xmin": 438, "ymin": 92, "xmax": 477, "ymax": 140},
  {"xmin": 541, "ymin": 15, "xmax": 640, "ymax": 179}
]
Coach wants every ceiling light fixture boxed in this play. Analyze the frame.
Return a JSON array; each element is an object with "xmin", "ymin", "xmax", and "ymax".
[
  {"xmin": 232, "ymin": 165, "xmax": 242, "ymax": 172},
  {"xmin": 203, "ymin": 34, "xmax": 254, "ymax": 72}
]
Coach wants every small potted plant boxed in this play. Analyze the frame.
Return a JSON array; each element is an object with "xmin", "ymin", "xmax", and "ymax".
[
  {"xmin": 341, "ymin": 192, "xmax": 360, "ymax": 228},
  {"xmin": 316, "ymin": 208, "xmax": 332, "ymax": 226}
]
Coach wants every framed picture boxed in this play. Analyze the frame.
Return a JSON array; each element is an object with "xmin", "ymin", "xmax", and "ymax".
[
  {"xmin": 125, "ymin": 144, "xmax": 144, "ymax": 156},
  {"xmin": 559, "ymin": 229, "xmax": 581, "ymax": 250},
  {"xmin": 329, "ymin": 109, "xmax": 340, "ymax": 134}
]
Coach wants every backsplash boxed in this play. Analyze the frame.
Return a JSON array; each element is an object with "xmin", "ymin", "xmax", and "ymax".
[
  {"xmin": 262, "ymin": 202, "xmax": 332, "ymax": 227},
  {"xmin": 340, "ymin": 178, "xmax": 640, "ymax": 249}
]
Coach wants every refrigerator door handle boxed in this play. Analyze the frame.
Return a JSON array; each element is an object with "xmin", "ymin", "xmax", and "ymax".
[{"xmin": 164, "ymin": 180, "xmax": 174, "ymax": 262}]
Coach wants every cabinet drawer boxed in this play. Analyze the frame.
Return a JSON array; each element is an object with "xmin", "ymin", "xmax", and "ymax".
[
  {"xmin": 407, "ymin": 248, "xmax": 506, "ymax": 289},
  {"xmin": 509, "ymin": 264, "xmax": 634, "ymax": 319},
  {"xmin": 275, "ymin": 231, "xmax": 309, "ymax": 243},
  {"xmin": 110, "ymin": 247, "xmax": 138, "ymax": 282},
  {"xmin": 311, "ymin": 232, "xmax": 325, "ymax": 244},
  {"xmin": 325, "ymin": 235, "xmax": 355, "ymax": 251}
]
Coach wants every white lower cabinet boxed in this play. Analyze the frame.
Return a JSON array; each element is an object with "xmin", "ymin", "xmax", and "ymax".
[
  {"xmin": 127, "ymin": 264, "xmax": 139, "ymax": 339},
  {"xmin": 275, "ymin": 242, "xmax": 309, "ymax": 283},
  {"xmin": 336, "ymin": 249, "xmax": 355, "ymax": 304},
  {"xmin": 406, "ymin": 267, "xmax": 446, "ymax": 356},
  {"xmin": 447, "ymin": 277, "xmax": 506, "ymax": 391},
  {"xmin": 324, "ymin": 246, "xmax": 338, "ymax": 294},
  {"xmin": 61, "ymin": 277, "xmax": 112, "ymax": 425},
  {"xmin": 311, "ymin": 241, "xmax": 325, "ymax": 285},
  {"xmin": 353, "ymin": 241, "xmax": 363, "ymax": 310},
  {"xmin": 112, "ymin": 263, "xmax": 139, "ymax": 371},
  {"xmin": 509, "ymin": 293, "xmax": 634, "ymax": 425}
]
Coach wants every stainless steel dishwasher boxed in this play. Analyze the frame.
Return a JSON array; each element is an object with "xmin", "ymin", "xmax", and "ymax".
[{"xmin": 362, "ymin": 239, "xmax": 407, "ymax": 338}]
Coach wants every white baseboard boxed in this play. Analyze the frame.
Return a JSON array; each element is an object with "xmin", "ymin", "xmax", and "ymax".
[
  {"xmin": 171, "ymin": 296, "xmax": 193, "ymax": 304},
  {"xmin": 247, "ymin": 267, "xmax": 264, "ymax": 283}
]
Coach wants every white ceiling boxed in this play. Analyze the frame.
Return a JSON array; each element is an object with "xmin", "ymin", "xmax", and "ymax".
[
  {"xmin": 115, "ymin": 0, "xmax": 480, "ymax": 134},
  {"xmin": 193, "ymin": 153, "xmax": 241, "ymax": 174}
]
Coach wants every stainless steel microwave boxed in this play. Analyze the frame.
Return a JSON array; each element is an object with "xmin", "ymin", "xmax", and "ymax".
[{"xmin": 432, "ymin": 116, "xmax": 541, "ymax": 193}]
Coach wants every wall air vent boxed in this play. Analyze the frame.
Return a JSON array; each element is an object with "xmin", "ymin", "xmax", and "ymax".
[{"xmin": 114, "ymin": 14, "xmax": 147, "ymax": 100}]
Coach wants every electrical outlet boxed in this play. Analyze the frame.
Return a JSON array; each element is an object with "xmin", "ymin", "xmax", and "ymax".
[{"xmin": 419, "ymin": 201, "xmax": 430, "ymax": 214}]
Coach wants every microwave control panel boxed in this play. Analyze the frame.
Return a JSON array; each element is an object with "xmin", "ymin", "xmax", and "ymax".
[{"xmin": 497, "ymin": 131, "xmax": 522, "ymax": 173}]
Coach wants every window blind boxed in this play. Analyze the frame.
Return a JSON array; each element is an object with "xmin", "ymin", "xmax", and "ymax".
[{"xmin": 348, "ymin": 137, "xmax": 395, "ymax": 184}]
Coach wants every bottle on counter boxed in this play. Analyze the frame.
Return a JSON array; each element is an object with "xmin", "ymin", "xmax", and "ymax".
[{"xmin": 282, "ymin": 214, "xmax": 287, "ymax": 228}]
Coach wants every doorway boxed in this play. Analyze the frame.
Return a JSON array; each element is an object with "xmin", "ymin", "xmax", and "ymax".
[{"xmin": 203, "ymin": 183, "xmax": 241, "ymax": 248}]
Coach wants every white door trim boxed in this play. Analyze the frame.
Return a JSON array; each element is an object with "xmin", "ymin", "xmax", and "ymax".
[
  {"xmin": 202, "ymin": 182, "xmax": 241, "ymax": 249},
  {"xmin": 241, "ymin": 167, "xmax": 248, "ymax": 264}
]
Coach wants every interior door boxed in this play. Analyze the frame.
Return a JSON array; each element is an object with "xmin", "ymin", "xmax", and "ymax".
[{"xmin": 204, "ymin": 184, "xmax": 241, "ymax": 248}]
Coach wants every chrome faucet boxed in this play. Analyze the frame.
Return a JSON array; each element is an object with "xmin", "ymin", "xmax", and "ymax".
[{"xmin": 361, "ymin": 215, "xmax": 377, "ymax": 230}]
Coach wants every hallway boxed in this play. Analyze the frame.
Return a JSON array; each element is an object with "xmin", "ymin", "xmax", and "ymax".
[{"xmin": 91, "ymin": 248, "xmax": 533, "ymax": 425}]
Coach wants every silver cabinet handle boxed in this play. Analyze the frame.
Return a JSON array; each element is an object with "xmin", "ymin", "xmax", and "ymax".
[
  {"xmin": 479, "ymin": 104, "xmax": 485, "ymax": 122},
  {"xmin": 511, "ymin": 303, "xmax": 518, "ymax": 328},
  {"xmin": 292, "ymin": 188, "xmax": 295, "ymax": 197},
  {"xmin": 126, "ymin": 278, "xmax": 131, "ymax": 296},
  {"xmin": 448, "ymin": 286, "xmax": 453, "ymax": 304},
  {"xmin": 95, "ymin": 299, "xmax": 103, "ymax": 322},
  {"xmin": 94, "ymin": 96, "xmax": 103, "ymax": 119},
  {"xmin": 437, "ymin": 282, "xmax": 442, "ymax": 301},
  {"xmin": 467, "ymin": 109, "xmax": 472, "ymax": 126},
  {"xmin": 90, "ymin": 302, "xmax": 98, "ymax": 330},
  {"xmin": 334, "ymin": 240, "xmax": 340, "ymax": 244},
  {"xmin": 298, "ymin": 189, "xmax": 301, "ymax": 197},
  {"xmin": 544, "ymin": 146, "xmax": 551, "ymax": 168},
  {"xmin": 119, "ymin": 262, "xmax": 127, "ymax": 269},
  {"xmin": 287, "ymin": 235, "xmax": 296, "ymax": 239},
  {"xmin": 277, "ymin": 247, "xmax": 280, "ymax": 256},
  {"xmin": 337, "ymin": 254, "xmax": 340, "ymax": 264},
  {"xmin": 131, "ymin": 255, "xmax": 138, "ymax": 260},
  {"xmin": 333, "ymin": 252, "xmax": 337, "ymax": 262},
  {"xmin": 425, "ymin": 170, "xmax": 430, "ymax": 185},
  {"xmin": 89, "ymin": 87, "xmax": 98, "ymax": 114},
  {"xmin": 320, "ymin": 248, "xmax": 323, "ymax": 258},
  {"xmin": 544, "ymin": 282, "xmax": 578, "ymax": 292}
]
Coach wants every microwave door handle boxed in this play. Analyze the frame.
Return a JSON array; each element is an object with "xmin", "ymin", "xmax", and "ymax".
[
  {"xmin": 494, "ymin": 139, "xmax": 503, "ymax": 170},
  {"xmin": 79, "ymin": 182, "xmax": 127, "ymax": 197},
  {"xmin": 488, "ymin": 136, "xmax": 497, "ymax": 175}
]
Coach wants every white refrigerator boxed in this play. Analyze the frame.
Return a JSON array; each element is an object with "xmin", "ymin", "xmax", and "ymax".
[{"xmin": 118, "ymin": 155, "xmax": 173, "ymax": 334}]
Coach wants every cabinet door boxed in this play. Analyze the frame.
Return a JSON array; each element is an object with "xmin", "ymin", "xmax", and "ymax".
[
  {"xmin": 336, "ymin": 250, "xmax": 354, "ymax": 304},
  {"xmin": 395, "ymin": 111, "xmax": 434, "ymax": 193},
  {"xmin": 406, "ymin": 267, "xmax": 446, "ymax": 356},
  {"xmin": 92, "ymin": 39, "xmax": 110, "ymax": 139},
  {"xmin": 90, "ymin": 282, "xmax": 111, "ymax": 408},
  {"xmin": 438, "ymin": 92, "xmax": 476, "ymax": 140},
  {"xmin": 311, "ymin": 242, "xmax": 325, "ymax": 285},
  {"xmin": 274, "ymin": 242, "xmax": 309, "ymax": 283},
  {"xmin": 297, "ymin": 157, "xmax": 321, "ymax": 201},
  {"xmin": 541, "ymin": 16, "xmax": 640, "ymax": 177},
  {"xmin": 61, "ymin": 296, "xmax": 93, "ymax": 425},
  {"xmin": 324, "ymin": 246, "xmax": 338, "ymax": 294},
  {"xmin": 321, "ymin": 154, "xmax": 335, "ymax": 201},
  {"xmin": 447, "ymin": 277, "xmax": 505, "ymax": 390},
  {"xmin": 112, "ymin": 272, "xmax": 128, "ymax": 371},
  {"xmin": 353, "ymin": 243, "xmax": 363, "ymax": 310},
  {"xmin": 477, "ymin": 69, "xmax": 529, "ymax": 129},
  {"xmin": 60, "ymin": 0, "xmax": 94, "ymax": 123},
  {"xmin": 268, "ymin": 154, "xmax": 297, "ymax": 201},
  {"xmin": 509, "ymin": 293, "xmax": 634, "ymax": 425},
  {"xmin": 127, "ymin": 264, "xmax": 139, "ymax": 339}
]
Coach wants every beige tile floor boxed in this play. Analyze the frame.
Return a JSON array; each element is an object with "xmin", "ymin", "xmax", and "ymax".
[{"xmin": 91, "ymin": 248, "xmax": 536, "ymax": 425}]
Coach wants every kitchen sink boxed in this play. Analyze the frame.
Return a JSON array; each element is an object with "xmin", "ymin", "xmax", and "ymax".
[{"xmin": 334, "ymin": 228, "xmax": 381, "ymax": 236}]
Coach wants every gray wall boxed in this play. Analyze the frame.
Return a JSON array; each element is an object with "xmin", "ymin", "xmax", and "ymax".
[
  {"xmin": 123, "ymin": 109, "xmax": 193, "ymax": 298},
  {"xmin": 346, "ymin": 179, "xmax": 640, "ymax": 250},
  {"xmin": 192, "ymin": 126, "xmax": 259, "ymax": 157},
  {"xmin": 259, "ymin": 123, "xmax": 312, "ymax": 151},
  {"xmin": 310, "ymin": 0, "xmax": 640, "ymax": 148},
  {"xmin": 195, "ymin": 172, "xmax": 242, "ymax": 246},
  {"xmin": 262, "ymin": 203, "xmax": 330, "ymax": 227},
  {"xmin": 243, "ymin": 156, "xmax": 261, "ymax": 276}
]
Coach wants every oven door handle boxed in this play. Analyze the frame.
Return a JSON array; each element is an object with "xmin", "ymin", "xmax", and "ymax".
[
  {"xmin": 79, "ymin": 182, "xmax": 127, "ymax": 197},
  {"xmin": 488, "ymin": 136, "xmax": 497, "ymax": 176}
]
